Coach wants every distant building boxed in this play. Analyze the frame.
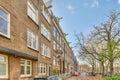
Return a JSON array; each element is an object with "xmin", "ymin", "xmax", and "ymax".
[
  {"xmin": 78, "ymin": 64, "xmax": 90, "ymax": 72},
  {"xmin": 113, "ymin": 59, "xmax": 120, "ymax": 74}
]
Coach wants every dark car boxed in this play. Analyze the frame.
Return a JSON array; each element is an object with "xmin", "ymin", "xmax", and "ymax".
[
  {"xmin": 88, "ymin": 72, "xmax": 96, "ymax": 76},
  {"xmin": 34, "ymin": 75, "xmax": 62, "ymax": 80},
  {"xmin": 72, "ymin": 72, "xmax": 79, "ymax": 76}
]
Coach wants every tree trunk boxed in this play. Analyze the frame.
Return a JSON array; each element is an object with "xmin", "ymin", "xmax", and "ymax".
[
  {"xmin": 109, "ymin": 59, "xmax": 114, "ymax": 76},
  {"xmin": 92, "ymin": 65, "xmax": 95, "ymax": 72},
  {"xmin": 101, "ymin": 62, "xmax": 105, "ymax": 77}
]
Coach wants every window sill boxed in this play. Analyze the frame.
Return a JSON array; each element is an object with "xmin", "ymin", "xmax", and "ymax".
[
  {"xmin": 0, "ymin": 33, "xmax": 10, "ymax": 39},
  {"xmin": 41, "ymin": 34, "xmax": 51, "ymax": 42},
  {"xmin": 41, "ymin": 55, "xmax": 51, "ymax": 59},
  {"xmin": 20, "ymin": 75, "xmax": 32, "ymax": 78},
  {"xmin": 0, "ymin": 77, "xmax": 8, "ymax": 79},
  {"xmin": 27, "ymin": 15, "xmax": 39, "ymax": 27},
  {"xmin": 28, "ymin": 46, "xmax": 39, "ymax": 52},
  {"xmin": 41, "ymin": 13, "xmax": 51, "ymax": 26}
]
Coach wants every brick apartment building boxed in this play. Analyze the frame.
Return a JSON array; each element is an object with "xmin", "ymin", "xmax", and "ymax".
[{"xmin": 0, "ymin": 0, "xmax": 77, "ymax": 80}]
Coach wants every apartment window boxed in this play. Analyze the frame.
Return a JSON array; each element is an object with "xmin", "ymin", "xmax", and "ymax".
[
  {"xmin": 0, "ymin": 54, "xmax": 8, "ymax": 78},
  {"xmin": 59, "ymin": 36, "xmax": 62, "ymax": 44},
  {"xmin": 20, "ymin": 59, "xmax": 32, "ymax": 77},
  {"xmin": 57, "ymin": 32, "xmax": 60, "ymax": 41},
  {"xmin": 53, "ymin": 27, "xmax": 57, "ymax": 38},
  {"xmin": 53, "ymin": 56, "xmax": 56, "ymax": 66},
  {"xmin": 27, "ymin": 30, "xmax": 38, "ymax": 50},
  {"xmin": 42, "ymin": 5, "xmax": 50, "ymax": 23},
  {"xmin": 53, "ymin": 41, "xmax": 56, "ymax": 50},
  {"xmin": 0, "ymin": 7, "xmax": 10, "ymax": 38},
  {"xmin": 41, "ymin": 24, "xmax": 50, "ymax": 40},
  {"xmin": 57, "ymin": 44, "xmax": 59, "ymax": 50},
  {"xmin": 27, "ymin": 0, "xmax": 38, "ymax": 24},
  {"xmin": 57, "ymin": 59, "xmax": 59, "ymax": 66},
  {"xmin": 38, "ymin": 63, "xmax": 46, "ymax": 75},
  {"xmin": 41, "ymin": 43, "xmax": 50, "ymax": 57}
]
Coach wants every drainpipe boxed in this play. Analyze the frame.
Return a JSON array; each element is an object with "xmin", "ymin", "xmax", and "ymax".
[{"xmin": 63, "ymin": 43, "xmax": 65, "ymax": 74}]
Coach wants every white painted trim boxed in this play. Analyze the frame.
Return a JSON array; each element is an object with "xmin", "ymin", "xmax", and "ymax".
[
  {"xmin": 0, "ymin": 54, "xmax": 8, "ymax": 78},
  {"xmin": 0, "ymin": 6, "xmax": 10, "ymax": 38}
]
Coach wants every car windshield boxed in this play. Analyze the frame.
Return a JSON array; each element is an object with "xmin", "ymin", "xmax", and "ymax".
[{"xmin": 47, "ymin": 76, "xmax": 62, "ymax": 80}]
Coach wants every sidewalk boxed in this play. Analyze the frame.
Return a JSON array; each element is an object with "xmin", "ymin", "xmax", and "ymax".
[{"xmin": 66, "ymin": 75, "xmax": 102, "ymax": 80}]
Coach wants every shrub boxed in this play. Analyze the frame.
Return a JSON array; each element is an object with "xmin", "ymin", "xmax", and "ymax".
[{"xmin": 103, "ymin": 76, "xmax": 120, "ymax": 80}]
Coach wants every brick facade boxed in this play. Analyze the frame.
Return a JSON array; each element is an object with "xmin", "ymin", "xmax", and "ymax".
[{"xmin": 0, "ymin": 0, "xmax": 77, "ymax": 80}]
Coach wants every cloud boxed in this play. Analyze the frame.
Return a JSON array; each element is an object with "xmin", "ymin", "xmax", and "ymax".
[
  {"xmin": 91, "ymin": 0, "xmax": 99, "ymax": 8},
  {"xmin": 118, "ymin": 0, "xmax": 120, "ymax": 4},
  {"xmin": 67, "ymin": 4, "xmax": 74, "ymax": 13}
]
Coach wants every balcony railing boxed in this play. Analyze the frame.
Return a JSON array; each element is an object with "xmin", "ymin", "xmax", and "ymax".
[{"xmin": 55, "ymin": 50, "xmax": 63, "ymax": 55}]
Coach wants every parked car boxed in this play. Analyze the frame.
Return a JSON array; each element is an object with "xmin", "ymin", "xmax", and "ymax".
[
  {"xmin": 47, "ymin": 75, "xmax": 62, "ymax": 80},
  {"xmin": 88, "ymin": 72, "xmax": 96, "ymax": 76},
  {"xmin": 34, "ymin": 75, "xmax": 62, "ymax": 80},
  {"xmin": 105, "ymin": 72, "xmax": 111, "ymax": 76},
  {"xmin": 72, "ymin": 72, "xmax": 79, "ymax": 76}
]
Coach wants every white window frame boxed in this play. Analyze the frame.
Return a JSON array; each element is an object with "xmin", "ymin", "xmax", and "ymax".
[
  {"xmin": 41, "ymin": 23, "xmax": 50, "ymax": 40},
  {"xmin": 53, "ymin": 27, "xmax": 57, "ymax": 38},
  {"xmin": 0, "ymin": 6, "xmax": 10, "ymax": 38},
  {"xmin": 20, "ymin": 59, "xmax": 32, "ymax": 77},
  {"xmin": 53, "ymin": 41, "xmax": 56, "ymax": 50},
  {"xmin": 27, "ymin": 0, "xmax": 38, "ymax": 24},
  {"xmin": 41, "ymin": 43, "xmax": 51, "ymax": 58},
  {"xmin": 0, "ymin": 54, "xmax": 8, "ymax": 78},
  {"xmin": 38, "ymin": 63, "xmax": 46, "ymax": 75},
  {"xmin": 41, "ymin": 5, "xmax": 50, "ymax": 23},
  {"xmin": 27, "ymin": 29, "xmax": 38, "ymax": 50},
  {"xmin": 53, "ymin": 56, "xmax": 56, "ymax": 66}
]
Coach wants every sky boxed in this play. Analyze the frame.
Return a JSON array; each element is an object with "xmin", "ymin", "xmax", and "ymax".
[{"xmin": 51, "ymin": 0, "xmax": 120, "ymax": 63}]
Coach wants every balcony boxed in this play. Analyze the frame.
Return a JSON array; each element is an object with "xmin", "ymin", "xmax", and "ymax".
[{"xmin": 55, "ymin": 50, "xmax": 63, "ymax": 59}]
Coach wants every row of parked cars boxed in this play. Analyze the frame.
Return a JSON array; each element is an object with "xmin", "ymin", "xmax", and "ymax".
[
  {"xmin": 72, "ymin": 71, "xmax": 97, "ymax": 76},
  {"xmin": 34, "ymin": 75, "xmax": 62, "ymax": 80}
]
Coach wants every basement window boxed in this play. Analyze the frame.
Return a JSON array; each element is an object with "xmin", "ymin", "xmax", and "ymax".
[
  {"xmin": 20, "ymin": 59, "xmax": 32, "ymax": 77},
  {"xmin": 0, "ymin": 54, "xmax": 8, "ymax": 78}
]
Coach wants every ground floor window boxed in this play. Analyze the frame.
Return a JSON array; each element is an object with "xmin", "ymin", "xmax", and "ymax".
[
  {"xmin": 20, "ymin": 59, "xmax": 32, "ymax": 77},
  {"xmin": 38, "ymin": 63, "xmax": 46, "ymax": 75},
  {"xmin": 0, "ymin": 54, "xmax": 8, "ymax": 78}
]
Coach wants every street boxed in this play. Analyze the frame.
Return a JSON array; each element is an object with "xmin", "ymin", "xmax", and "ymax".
[{"xmin": 66, "ymin": 72, "xmax": 102, "ymax": 80}]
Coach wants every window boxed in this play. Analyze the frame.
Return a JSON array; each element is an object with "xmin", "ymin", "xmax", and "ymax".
[
  {"xmin": 41, "ymin": 43, "xmax": 50, "ymax": 57},
  {"xmin": 59, "ymin": 36, "xmax": 62, "ymax": 44},
  {"xmin": 42, "ymin": 5, "xmax": 50, "ymax": 23},
  {"xmin": 20, "ymin": 59, "xmax": 32, "ymax": 77},
  {"xmin": 57, "ymin": 44, "xmax": 59, "ymax": 50},
  {"xmin": 41, "ymin": 23, "xmax": 50, "ymax": 40},
  {"xmin": 53, "ymin": 41, "xmax": 56, "ymax": 50},
  {"xmin": 60, "ymin": 37, "xmax": 62, "ymax": 45},
  {"xmin": 53, "ymin": 27, "xmax": 57, "ymax": 38},
  {"xmin": 38, "ymin": 63, "xmax": 46, "ymax": 75},
  {"xmin": 57, "ymin": 32, "xmax": 60, "ymax": 41},
  {"xmin": 0, "ymin": 54, "xmax": 8, "ymax": 78},
  {"xmin": 27, "ymin": 30, "xmax": 38, "ymax": 50},
  {"xmin": 0, "ymin": 7, "xmax": 10, "ymax": 38},
  {"xmin": 27, "ymin": 0, "xmax": 38, "ymax": 24},
  {"xmin": 57, "ymin": 59, "xmax": 59, "ymax": 66},
  {"xmin": 53, "ymin": 56, "xmax": 56, "ymax": 66}
]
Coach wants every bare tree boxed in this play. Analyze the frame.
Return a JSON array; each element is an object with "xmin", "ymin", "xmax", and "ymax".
[
  {"xmin": 93, "ymin": 10, "xmax": 120, "ymax": 76},
  {"xmin": 75, "ymin": 33, "xmax": 107, "ymax": 76},
  {"xmin": 75, "ymin": 10, "xmax": 120, "ymax": 76}
]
